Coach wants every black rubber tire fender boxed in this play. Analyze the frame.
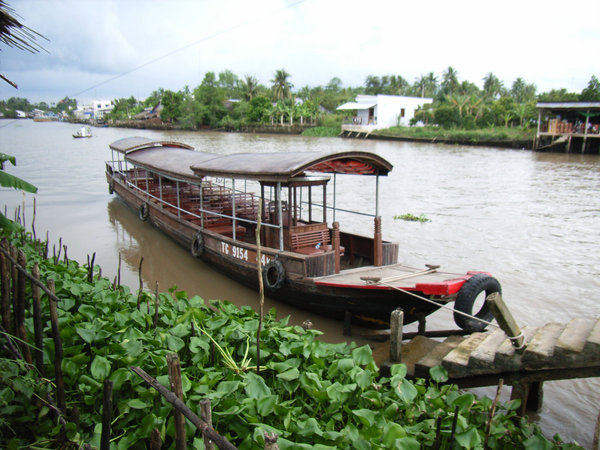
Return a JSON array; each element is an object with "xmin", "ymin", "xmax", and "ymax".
[
  {"xmin": 453, "ymin": 273, "xmax": 500, "ymax": 332},
  {"xmin": 191, "ymin": 232, "xmax": 204, "ymax": 258},
  {"xmin": 263, "ymin": 259, "xmax": 285, "ymax": 291},
  {"xmin": 139, "ymin": 202, "xmax": 149, "ymax": 221}
]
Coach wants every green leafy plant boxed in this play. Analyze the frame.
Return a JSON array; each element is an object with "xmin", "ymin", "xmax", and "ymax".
[
  {"xmin": 0, "ymin": 229, "xmax": 582, "ymax": 449},
  {"xmin": 394, "ymin": 213, "xmax": 430, "ymax": 222}
]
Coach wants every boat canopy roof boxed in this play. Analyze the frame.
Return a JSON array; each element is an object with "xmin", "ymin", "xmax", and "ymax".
[
  {"xmin": 109, "ymin": 136, "xmax": 194, "ymax": 154},
  {"xmin": 190, "ymin": 151, "xmax": 393, "ymax": 181},
  {"xmin": 110, "ymin": 137, "xmax": 393, "ymax": 183}
]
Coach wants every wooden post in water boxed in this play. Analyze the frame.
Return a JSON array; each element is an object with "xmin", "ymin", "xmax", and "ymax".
[
  {"xmin": 390, "ymin": 308, "xmax": 404, "ymax": 363},
  {"xmin": 486, "ymin": 293, "xmax": 524, "ymax": 349},
  {"xmin": 167, "ymin": 353, "xmax": 186, "ymax": 450}
]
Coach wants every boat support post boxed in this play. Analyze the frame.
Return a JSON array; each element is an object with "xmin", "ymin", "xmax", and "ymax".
[
  {"xmin": 232, "ymin": 178, "xmax": 237, "ymax": 241},
  {"xmin": 333, "ymin": 173, "xmax": 337, "ymax": 223},
  {"xmin": 277, "ymin": 182, "xmax": 283, "ymax": 251},
  {"xmin": 374, "ymin": 175, "xmax": 382, "ymax": 266}
]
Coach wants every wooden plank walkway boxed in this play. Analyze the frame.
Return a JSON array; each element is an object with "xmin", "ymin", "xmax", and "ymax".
[{"xmin": 378, "ymin": 316, "xmax": 600, "ymax": 413}]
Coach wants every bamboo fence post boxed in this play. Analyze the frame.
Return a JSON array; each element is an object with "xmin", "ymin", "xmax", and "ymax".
[
  {"xmin": 32, "ymin": 262, "xmax": 44, "ymax": 375},
  {"xmin": 131, "ymin": 366, "xmax": 237, "ymax": 450},
  {"xmin": 10, "ymin": 244, "xmax": 18, "ymax": 331},
  {"xmin": 16, "ymin": 249, "xmax": 32, "ymax": 364},
  {"xmin": 167, "ymin": 353, "xmax": 186, "ymax": 450},
  {"xmin": 484, "ymin": 378, "xmax": 504, "ymax": 448},
  {"xmin": 100, "ymin": 379, "xmax": 113, "ymax": 450},
  {"xmin": 153, "ymin": 282, "xmax": 159, "ymax": 329},
  {"xmin": 149, "ymin": 428, "xmax": 162, "ymax": 450},
  {"xmin": 255, "ymin": 199, "xmax": 263, "ymax": 374},
  {"xmin": 200, "ymin": 399, "xmax": 214, "ymax": 450},
  {"xmin": 48, "ymin": 279, "xmax": 67, "ymax": 413},
  {"xmin": 264, "ymin": 432, "xmax": 279, "ymax": 450},
  {"xmin": 137, "ymin": 257, "xmax": 144, "ymax": 310},
  {"xmin": 87, "ymin": 252, "xmax": 96, "ymax": 283},
  {"xmin": 0, "ymin": 240, "xmax": 11, "ymax": 334}
]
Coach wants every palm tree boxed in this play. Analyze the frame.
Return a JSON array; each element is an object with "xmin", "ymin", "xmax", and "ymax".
[
  {"xmin": 482, "ymin": 73, "xmax": 504, "ymax": 99},
  {"xmin": 441, "ymin": 66, "xmax": 459, "ymax": 95},
  {"xmin": 242, "ymin": 75, "xmax": 259, "ymax": 101},
  {"xmin": 271, "ymin": 69, "xmax": 293, "ymax": 101}
]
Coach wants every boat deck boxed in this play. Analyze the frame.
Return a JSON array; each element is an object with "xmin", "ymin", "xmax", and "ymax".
[{"xmin": 314, "ymin": 263, "xmax": 470, "ymax": 290}]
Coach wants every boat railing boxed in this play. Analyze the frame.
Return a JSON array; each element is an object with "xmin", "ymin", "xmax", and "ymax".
[
  {"xmin": 301, "ymin": 200, "xmax": 376, "ymax": 218},
  {"xmin": 121, "ymin": 176, "xmax": 280, "ymax": 230}
]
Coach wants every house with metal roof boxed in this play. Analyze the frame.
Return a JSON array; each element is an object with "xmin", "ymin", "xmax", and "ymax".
[
  {"xmin": 337, "ymin": 94, "xmax": 433, "ymax": 137},
  {"xmin": 536, "ymin": 102, "xmax": 600, "ymax": 153}
]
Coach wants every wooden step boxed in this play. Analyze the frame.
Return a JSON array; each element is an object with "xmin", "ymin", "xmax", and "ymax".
[
  {"xmin": 401, "ymin": 335, "xmax": 439, "ymax": 377},
  {"xmin": 494, "ymin": 325, "xmax": 539, "ymax": 372},
  {"xmin": 553, "ymin": 318, "xmax": 598, "ymax": 367},
  {"xmin": 467, "ymin": 328, "xmax": 508, "ymax": 375},
  {"xmin": 582, "ymin": 317, "xmax": 600, "ymax": 360},
  {"xmin": 521, "ymin": 323, "xmax": 565, "ymax": 370},
  {"xmin": 413, "ymin": 335, "xmax": 464, "ymax": 378},
  {"xmin": 442, "ymin": 333, "xmax": 489, "ymax": 378}
]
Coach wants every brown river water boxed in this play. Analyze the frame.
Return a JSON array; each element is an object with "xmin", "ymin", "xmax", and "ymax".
[{"xmin": 1, "ymin": 119, "xmax": 599, "ymax": 447}]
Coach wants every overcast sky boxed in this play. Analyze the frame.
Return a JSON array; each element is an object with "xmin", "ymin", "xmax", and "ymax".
[{"xmin": 1, "ymin": 0, "xmax": 599, "ymax": 104}]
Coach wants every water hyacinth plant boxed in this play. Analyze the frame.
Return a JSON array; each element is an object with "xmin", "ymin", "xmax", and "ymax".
[{"xmin": 0, "ymin": 228, "xmax": 581, "ymax": 449}]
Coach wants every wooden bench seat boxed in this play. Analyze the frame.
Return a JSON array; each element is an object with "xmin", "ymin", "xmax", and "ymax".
[{"xmin": 291, "ymin": 229, "xmax": 330, "ymax": 255}]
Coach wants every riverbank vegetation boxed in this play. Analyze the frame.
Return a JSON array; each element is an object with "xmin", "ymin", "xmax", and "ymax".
[
  {"xmin": 1, "ymin": 69, "xmax": 599, "ymax": 143},
  {"xmin": 0, "ymin": 221, "xmax": 583, "ymax": 448}
]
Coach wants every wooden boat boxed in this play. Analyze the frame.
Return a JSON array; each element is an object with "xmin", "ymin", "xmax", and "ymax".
[
  {"xmin": 73, "ymin": 126, "xmax": 92, "ymax": 138},
  {"xmin": 106, "ymin": 137, "xmax": 501, "ymax": 330}
]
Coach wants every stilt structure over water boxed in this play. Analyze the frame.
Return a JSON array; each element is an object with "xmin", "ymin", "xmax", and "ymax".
[{"xmin": 536, "ymin": 102, "xmax": 600, "ymax": 154}]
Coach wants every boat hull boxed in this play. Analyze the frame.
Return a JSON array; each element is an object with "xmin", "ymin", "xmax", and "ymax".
[{"xmin": 108, "ymin": 172, "xmax": 447, "ymax": 329}]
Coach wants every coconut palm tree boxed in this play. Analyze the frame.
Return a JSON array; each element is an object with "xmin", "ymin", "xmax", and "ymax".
[
  {"xmin": 271, "ymin": 69, "xmax": 293, "ymax": 101},
  {"xmin": 482, "ymin": 72, "xmax": 504, "ymax": 99},
  {"xmin": 242, "ymin": 75, "xmax": 259, "ymax": 101}
]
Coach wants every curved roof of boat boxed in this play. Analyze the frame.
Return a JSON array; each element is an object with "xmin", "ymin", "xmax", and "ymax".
[
  {"xmin": 109, "ymin": 136, "xmax": 195, "ymax": 154},
  {"xmin": 190, "ymin": 151, "xmax": 393, "ymax": 181},
  {"xmin": 109, "ymin": 137, "xmax": 393, "ymax": 182}
]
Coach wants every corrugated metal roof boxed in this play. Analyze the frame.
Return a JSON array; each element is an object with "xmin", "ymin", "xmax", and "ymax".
[
  {"xmin": 536, "ymin": 102, "xmax": 600, "ymax": 110},
  {"xmin": 336, "ymin": 102, "xmax": 377, "ymax": 110}
]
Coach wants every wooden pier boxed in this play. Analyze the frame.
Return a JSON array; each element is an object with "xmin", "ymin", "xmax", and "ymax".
[{"xmin": 378, "ymin": 297, "xmax": 600, "ymax": 414}]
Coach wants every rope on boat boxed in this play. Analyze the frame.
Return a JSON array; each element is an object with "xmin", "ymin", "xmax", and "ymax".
[{"xmin": 376, "ymin": 280, "xmax": 525, "ymax": 345}]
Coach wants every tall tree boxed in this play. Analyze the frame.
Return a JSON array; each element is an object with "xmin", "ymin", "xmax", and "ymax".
[
  {"xmin": 364, "ymin": 75, "xmax": 381, "ymax": 95},
  {"xmin": 580, "ymin": 75, "xmax": 600, "ymax": 101},
  {"xmin": 271, "ymin": 69, "xmax": 293, "ymax": 101},
  {"xmin": 510, "ymin": 77, "xmax": 536, "ymax": 103},
  {"xmin": 241, "ymin": 74, "xmax": 259, "ymax": 101},
  {"xmin": 218, "ymin": 69, "xmax": 240, "ymax": 99},
  {"xmin": 441, "ymin": 66, "xmax": 459, "ymax": 95},
  {"xmin": 482, "ymin": 73, "xmax": 504, "ymax": 99}
]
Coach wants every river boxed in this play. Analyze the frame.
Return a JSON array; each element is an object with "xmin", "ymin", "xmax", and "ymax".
[{"xmin": 1, "ymin": 119, "xmax": 599, "ymax": 447}]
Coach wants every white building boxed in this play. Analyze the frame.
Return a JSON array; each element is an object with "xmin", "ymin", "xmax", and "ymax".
[
  {"xmin": 91, "ymin": 99, "xmax": 114, "ymax": 121},
  {"xmin": 337, "ymin": 94, "xmax": 433, "ymax": 134}
]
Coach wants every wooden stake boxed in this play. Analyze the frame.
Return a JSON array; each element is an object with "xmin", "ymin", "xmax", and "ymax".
[
  {"xmin": 150, "ymin": 428, "xmax": 162, "ymax": 450},
  {"xmin": 390, "ymin": 308, "xmax": 403, "ymax": 363},
  {"xmin": 0, "ymin": 241, "xmax": 12, "ymax": 334},
  {"xmin": 255, "ymin": 199, "xmax": 263, "ymax": 374},
  {"xmin": 200, "ymin": 399, "xmax": 214, "ymax": 450},
  {"xmin": 100, "ymin": 379, "xmax": 113, "ymax": 450},
  {"xmin": 484, "ymin": 378, "xmax": 504, "ymax": 447},
  {"xmin": 153, "ymin": 282, "xmax": 159, "ymax": 329},
  {"xmin": 48, "ymin": 279, "xmax": 66, "ymax": 414},
  {"xmin": 16, "ymin": 250, "xmax": 31, "ymax": 364},
  {"xmin": 32, "ymin": 263, "xmax": 44, "ymax": 375},
  {"xmin": 167, "ymin": 353, "xmax": 186, "ymax": 450},
  {"xmin": 137, "ymin": 257, "xmax": 144, "ymax": 310},
  {"xmin": 131, "ymin": 366, "xmax": 237, "ymax": 450}
]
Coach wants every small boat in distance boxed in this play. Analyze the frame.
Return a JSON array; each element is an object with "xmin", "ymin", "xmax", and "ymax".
[
  {"xmin": 73, "ymin": 126, "xmax": 92, "ymax": 138},
  {"xmin": 106, "ymin": 137, "xmax": 501, "ymax": 329}
]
